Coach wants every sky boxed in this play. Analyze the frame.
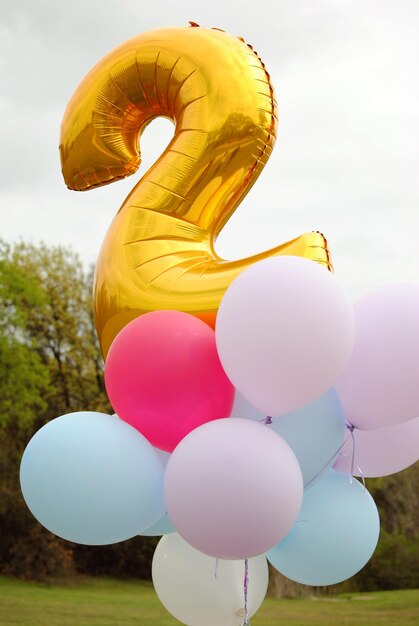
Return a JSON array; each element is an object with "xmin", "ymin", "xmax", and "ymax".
[{"xmin": 1, "ymin": 0, "xmax": 418, "ymax": 299}]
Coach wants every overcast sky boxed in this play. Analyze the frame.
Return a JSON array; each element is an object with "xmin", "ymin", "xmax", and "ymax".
[{"xmin": 1, "ymin": 0, "xmax": 418, "ymax": 299}]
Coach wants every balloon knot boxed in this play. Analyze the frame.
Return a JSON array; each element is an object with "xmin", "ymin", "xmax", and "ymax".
[{"xmin": 264, "ymin": 416, "xmax": 273, "ymax": 425}]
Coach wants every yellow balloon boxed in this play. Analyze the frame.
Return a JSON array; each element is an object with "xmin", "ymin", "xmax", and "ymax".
[{"xmin": 60, "ymin": 24, "xmax": 332, "ymax": 357}]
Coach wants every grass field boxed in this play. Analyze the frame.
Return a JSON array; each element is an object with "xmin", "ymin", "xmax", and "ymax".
[{"xmin": 0, "ymin": 576, "xmax": 417, "ymax": 626}]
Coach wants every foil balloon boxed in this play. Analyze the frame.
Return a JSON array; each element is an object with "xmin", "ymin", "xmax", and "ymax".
[{"xmin": 60, "ymin": 24, "xmax": 332, "ymax": 356}]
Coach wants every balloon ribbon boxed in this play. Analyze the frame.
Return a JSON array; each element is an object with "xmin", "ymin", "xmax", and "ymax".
[{"xmin": 242, "ymin": 558, "xmax": 250, "ymax": 626}]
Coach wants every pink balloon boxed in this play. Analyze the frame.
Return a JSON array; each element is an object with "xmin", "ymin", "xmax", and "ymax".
[
  {"xmin": 336, "ymin": 283, "xmax": 419, "ymax": 429},
  {"xmin": 164, "ymin": 418, "xmax": 303, "ymax": 559},
  {"xmin": 333, "ymin": 417, "xmax": 419, "ymax": 477},
  {"xmin": 216, "ymin": 257, "xmax": 355, "ymax": 416},
  {"xmin": 105, "ymin": 311, "xmax": 234, "ymax": 452}
]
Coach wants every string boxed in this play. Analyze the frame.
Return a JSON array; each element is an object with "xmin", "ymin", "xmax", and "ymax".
[
  {"xmin": 262, "ymin": 414, "xmax": 363, "ymax": 488},
  {"xmin": 347, "ymin": 423, "xmax": 356, "ymax": 484},
  {"xmin": 356, "ymin": 464, "xmax": 367, "ymax": 491},
  {"xmin": 214, "ymin": 558, "xmax": 219, "ymax": 579},
  {"xmin": 237, "ymin": 416, "xmax": 364, "ymax": 625},
  {"xmin": 304, "ymin": 435, "xmax": 348, "ymax": 489},
  {"xmin": 241, "ymin": 558, "xmax": 250, "ymax": 626}
]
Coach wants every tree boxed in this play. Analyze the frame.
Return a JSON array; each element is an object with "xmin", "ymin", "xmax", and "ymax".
[
  {"xmin": 0, "ymin": 240, "xmax": 112, "ymax": 580},
  {"xmin": 0, "ymin": 242, "xmax": 50, "ymax": 432},
  {"xmin": 5, "ymin": 242, "xmax": 109, "ymax": 418},
  {"xmin": 356, "ymin": 463, "xmax": 419, "ymax": 591}
]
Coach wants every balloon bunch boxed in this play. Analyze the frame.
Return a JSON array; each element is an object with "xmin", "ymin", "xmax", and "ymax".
[
  {"xmin": 20, "ymin": 254, "xmax": 419, "ymax": 624},
  {"xmin": 20, "ymin": 24, "xmax": 418, "ymax": 626}
]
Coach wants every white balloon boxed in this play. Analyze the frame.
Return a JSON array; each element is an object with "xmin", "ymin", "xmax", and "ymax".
[
  {"xmin": 336, "ymin": 282, "xmax": 419, "ymax": 429},
  {"xmin": 152, "ymin": 533, "xmax": 268, "ymax": 626},
  {"xmin": 216, "ymin": 256, "xmax": 355, "ymax": 416}
]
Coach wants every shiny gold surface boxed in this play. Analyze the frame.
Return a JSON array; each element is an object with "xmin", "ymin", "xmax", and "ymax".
[{"xmin": 60, "ymin": 24, "xmax": 332, "ymax": 357}]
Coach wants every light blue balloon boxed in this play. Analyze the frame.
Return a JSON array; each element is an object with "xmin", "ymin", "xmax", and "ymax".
[
  {"xmin": 141, "ymin": 512, "xmax": 175, "ymax": 536},
  {"xmin": 139, "ymin": 447, "xmax": 174, "ymax": 536},
  {"xmin": 270, "ymin": 390, "xmax": 346, "ymax": 487},
  {"xmin": 266, "ymin": 470, "xmax": 380, "ymax": 586},
  {"xmin": 231, "ymin": 391, "xmax": 265, "ymax": 421},
  {"xmin": 233, "ymin": 389, "xmax": 346, "ymax": 487},
  {"xmin": 154, "ymin": 447, "xmax": 171, "ymax": 468},
  {"xmin": 20, "ymin": 412, "xmax": 165, "ymax": 545}
]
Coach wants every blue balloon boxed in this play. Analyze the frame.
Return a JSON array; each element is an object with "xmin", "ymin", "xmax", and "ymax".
[
  {"xmin": 141, "ymin": 513, "xmax": 175, "ymax": 536},
  {"xmin": 233, "ymin": 389, "xmax": 346, "ymax": 487},
  {"xmin": 266, "ymin": 471, "xmax": 380, "ymax": 586},
  {"xmin": 20, "ymin": 412, "xmax": 165, "ymax": 545},
  {"xmin": 270, "ymin": 389, "xmax": 346, "ymax": 487},
  {"xmin": 138, "ymin": 446, "xmax": 174, "ymax": 536}
]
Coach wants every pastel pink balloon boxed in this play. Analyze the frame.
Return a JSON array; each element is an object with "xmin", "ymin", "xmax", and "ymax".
[
  {"xmin": 336, "ymin": 283, "xmax": 419, "ymax": 429},
  {"xmin": 216, "ymin": 257, "xmax": 355, "ymax": 416},
  {"xmin": 105, "ymin": 311, "xmax": 234, "ymax": 452},
  {"xmin": 333, "ymin": 417, "xmax": 419, "ymax": 477},
  {"xmin": 164, "ymin": 418, "xmax": 303, "ymax": 559}
]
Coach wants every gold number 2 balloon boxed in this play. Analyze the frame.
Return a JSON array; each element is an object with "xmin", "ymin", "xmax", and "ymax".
[{"xmin": 60, "ymin": 24, "xmax": 332, "ymax": 357}]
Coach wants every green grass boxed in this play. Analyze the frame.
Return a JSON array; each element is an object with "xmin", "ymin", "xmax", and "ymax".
[{"xmin": 0, "ymin": 576, "xmax": 417, "ymax": 626}]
